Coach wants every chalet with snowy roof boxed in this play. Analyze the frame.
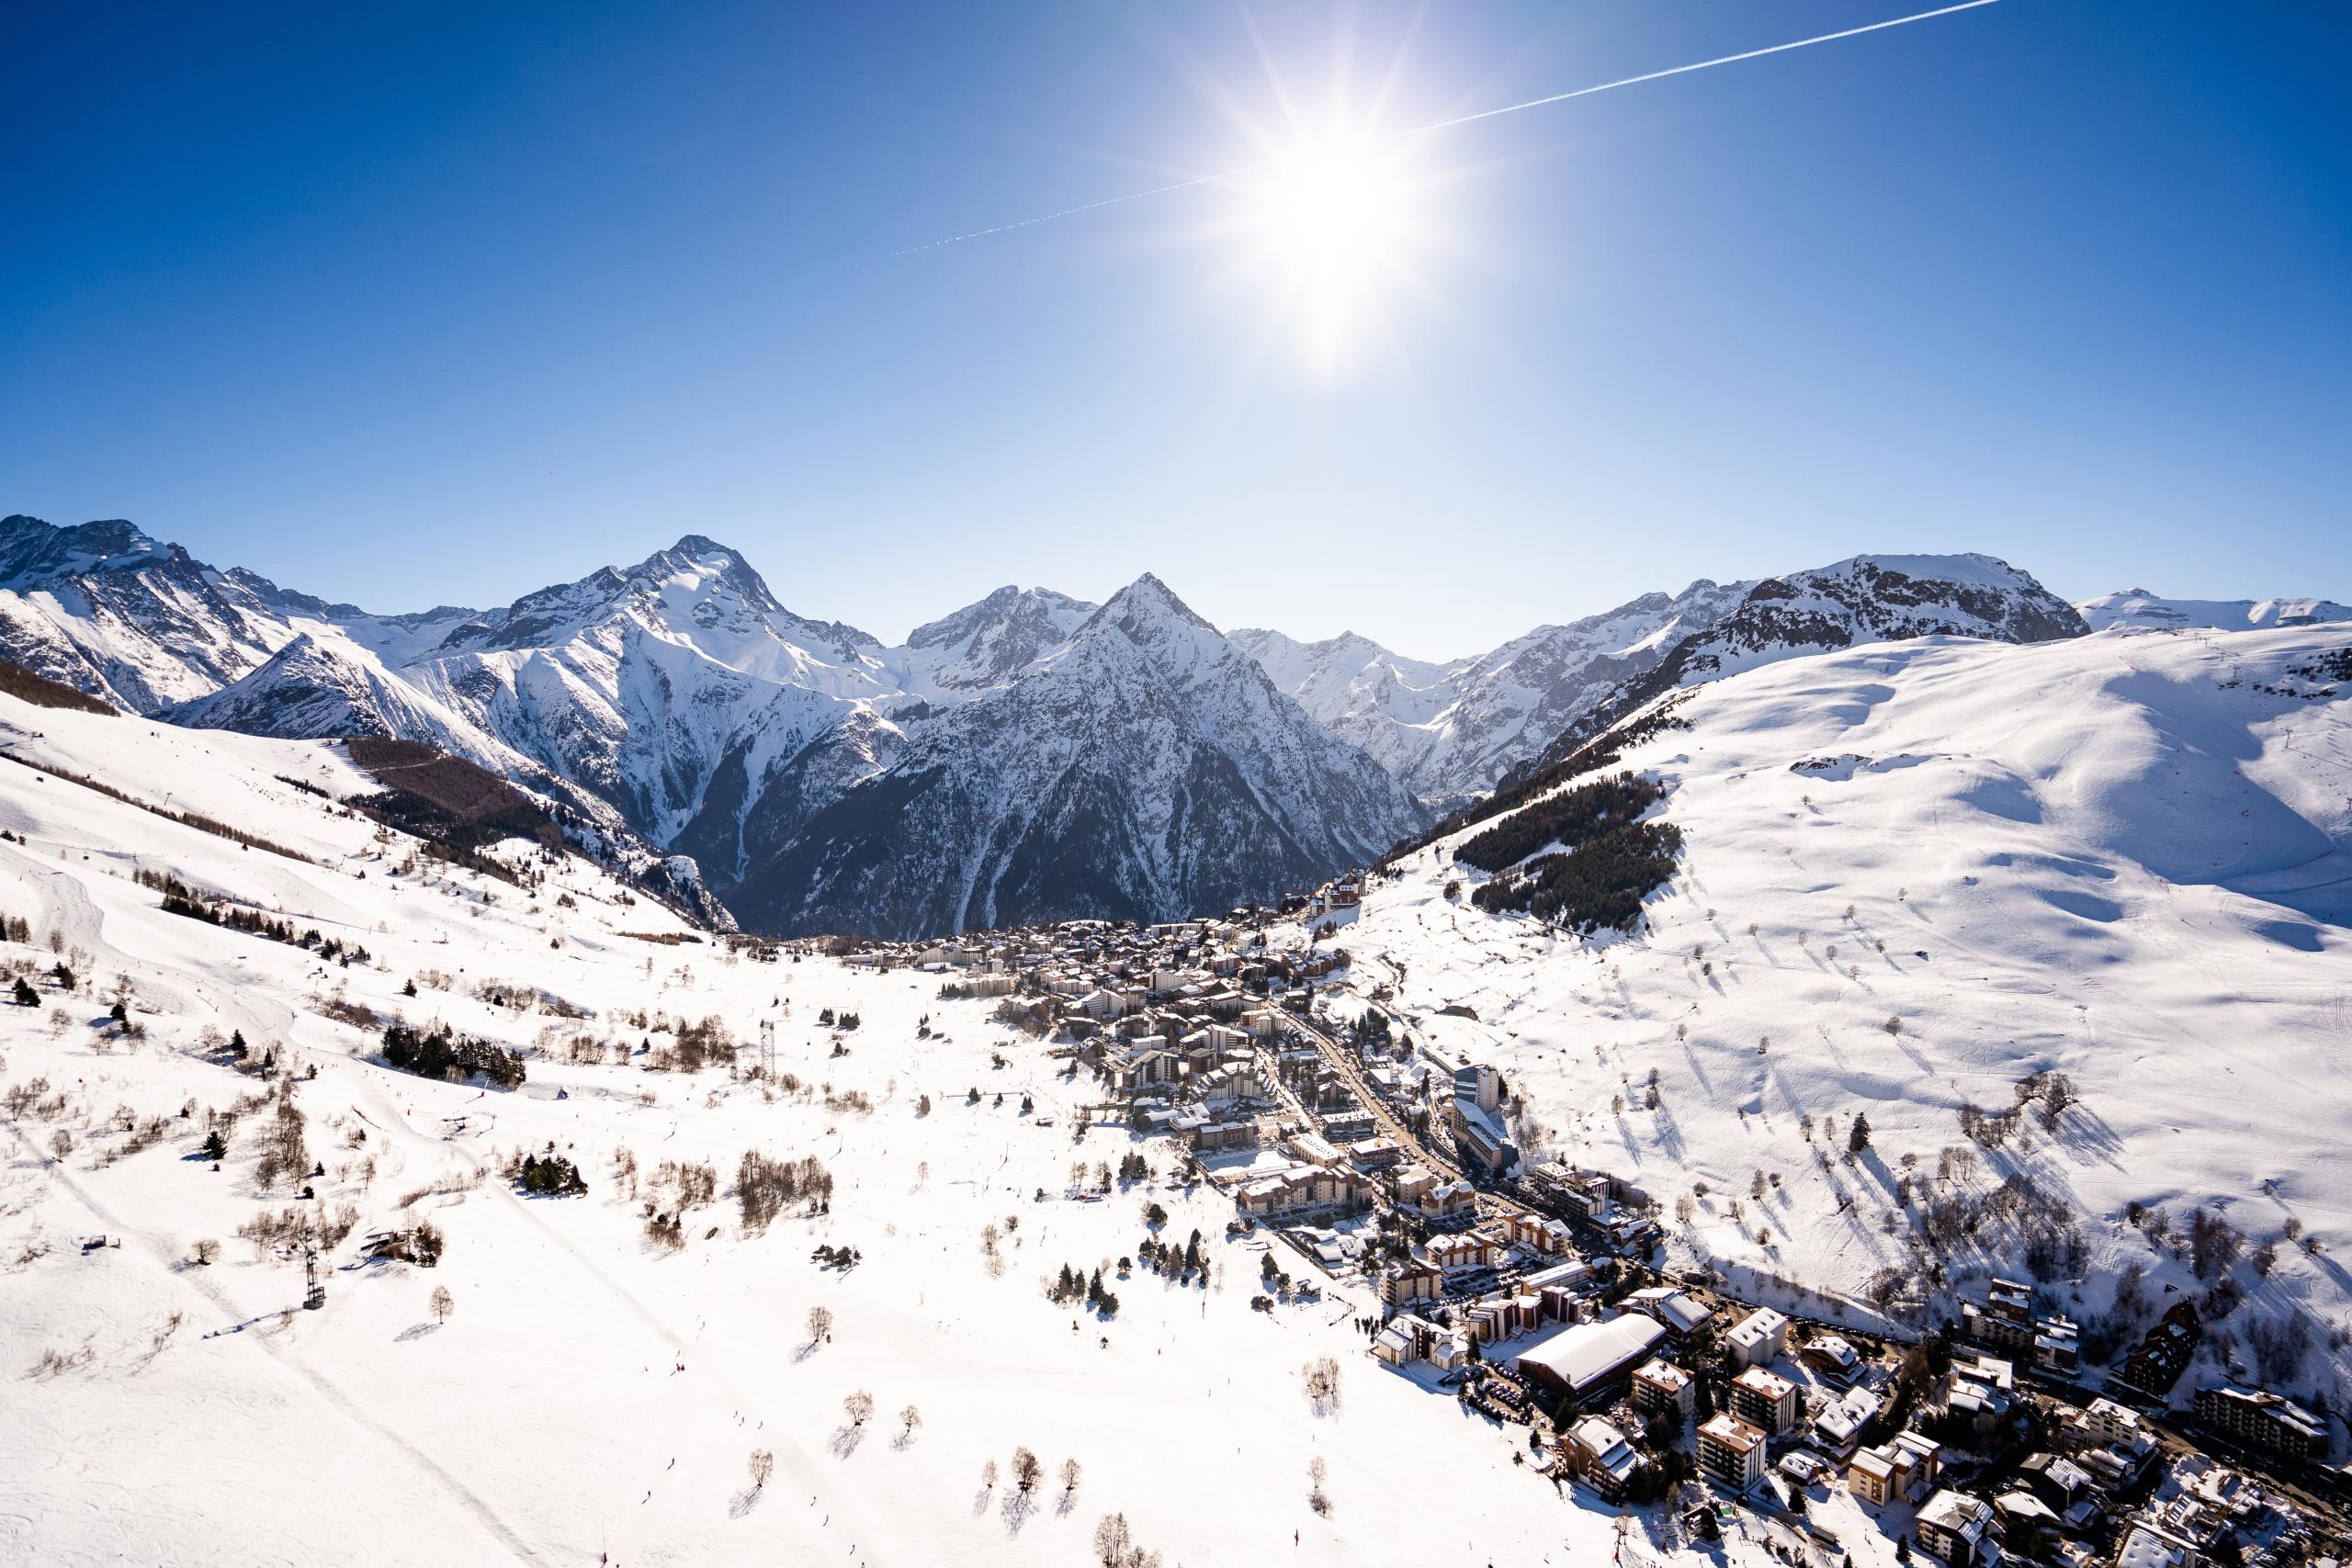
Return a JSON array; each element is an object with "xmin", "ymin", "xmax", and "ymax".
[
  {"xmin": 1915, "ymin": 1488, "xmax": 1999, "ymax": 1568},
  {"xmin": 1567, "ymin": 1416, "xmax": 1645, "ymax": 1503},
  {"xmin": 1373, "ymin": 1314, "xmax": 1437, "ymax": 1367},
  {"xmin": 1812, "ymin": 1385, "xmax": 1881, "ymax": 1459},
  {"xmin": 2111, "ymin": 1300, "xmax": 2200, "ymax": 1400},
  {"xmin": 1625, "ymin": 1286, "xmax": 1713, "ymax": 1339},
  {"xmin": 1947, "ymin": 1353, "xmax": 2018, "ymax": 1439},
  {"xmin": 1802, "ymin": 1333, "xmax": 1864, "ymax": 1386}
]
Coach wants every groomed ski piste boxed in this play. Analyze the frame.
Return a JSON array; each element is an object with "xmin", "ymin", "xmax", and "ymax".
[
  {"xmin": 1324, "ymin": 622, "xmax": 2352, "ymax": 1400},
  {"xmin": 0, "ymin": 694, "xmax": 1638, "ymax": 1567}
]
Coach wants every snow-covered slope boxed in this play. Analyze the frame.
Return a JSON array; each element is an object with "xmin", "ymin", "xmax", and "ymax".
[
  {"xmin": 1338, "ymin": 621, "xmax": 2352, "ymax": 1400},
  {"xmin": 733, "ymin": 575, "xmax": 1430, "ymax": 935},
  {"xmin": 0, "ymin": 690, "xmax": 1611, "ymax": 1568},
  {"xmin": 2077, "ymin": 587, "xmax": 2352, "ymax": 633}
]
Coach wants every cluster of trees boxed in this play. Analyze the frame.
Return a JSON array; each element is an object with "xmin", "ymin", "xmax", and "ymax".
[
  {"xmin": 1091, "ymin": 1512, "xmax": 1162, "ymax": 1568},
  {"xmin": 1301, "ymin": 1354, "xmax": 1342, "ymax": 1416},
  {"xmin": 254, "ymin": 1085, "xmax": 311, "ymax": 1193},
  {"xmin": 1136, "ymin": 1228, "xmax": 1207, "ymax": 1282},
  {"xmin": 737, "ymin": 1150, "xmax": 833, "ymax": 1230},
  {"xmin": 1455, "ymin": 771, "xmax": 1665, "ymax": 873},
  {"xmin": 816, "ymin": 1008, "xmax": 862, "ymax": 1031},
  {"xmin": 1451, "ymin": 773, "xmax": 1683, "ymax": 933},
  {"xmin": 511, "ymin": 1150, "xmax": 587, "ymax": 1196},
  {"xmin": 379, "ymin": 1022, "xmax": 526, "ymax": 1089},
  {"xmin": 139, "ymin": 870, "xmax": 370, "ymax": 964},
  {"xmin": 1048, "ymin": 1262, "xmax": 1120, "ymax": 1317},
  {"xmin": 368, "ymin": 1219, "xmax": 445, "ymax": 1268},
  {"xmin": 811, "ymin": 1243, "xmax": 861, "ymax": 1271}
]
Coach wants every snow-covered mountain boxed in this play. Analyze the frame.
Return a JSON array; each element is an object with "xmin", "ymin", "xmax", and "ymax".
[
  {"xmin": 1333, "ymin": 618, "xmax": 2352, "ymax": 1395},
  {"xmin": 2077, "ymin": 587, "xmax": 2352, "ymax": 633},
  {"xmin": 1237, "ymin": 579, "xmax": 1753, "ymax": 806},
  {"xmin": 1506, "ymin": 553, "xmax": 2088, "ymax": 789},
  {"xmin": 731, "ymin": 575, "xmax": 1429, "ymax": 935},
  {"xmin": 0, "ymin": 516, "xmax": 1419, "ymax": 936}
]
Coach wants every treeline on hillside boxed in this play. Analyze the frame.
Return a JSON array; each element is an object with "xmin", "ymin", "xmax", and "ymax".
[
  {"xmin": 136, "ymin": 868, "xmax": 371, "ymax": 964},
  {"xmin": 2, "ymin": 752, "xmax": 314, "ymax": 862},
  {"xmin": 1469, "ymin": 818, "xmax": 1683, "ymax": 933},
  {"xmin": 1380, "ymin": 692, "xmax": 1693, "ymax": 867},
  {"xmin": 1453, "ymin": 771, "xmax": 1683, "ymax": 934},
  {"xmin": 345, "ymin": 737, "xmax": 561, "ymax": 882},
  {"xmin": 0, "ymin": 657, "xmax": 117, "ymax": 716},
  {"xmin": 1454, "ymin": 772, "xmax": 1663, "ymax": 873},
  {"xmin": 380, "ymin": 1021, "xmax": 526, "ymax": 1089}
]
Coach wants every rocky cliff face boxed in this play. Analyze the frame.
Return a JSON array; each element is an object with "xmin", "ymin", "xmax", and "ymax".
[{"xmin": 729, "ymin": 575, "xmax": 1429, "ymax": 935}]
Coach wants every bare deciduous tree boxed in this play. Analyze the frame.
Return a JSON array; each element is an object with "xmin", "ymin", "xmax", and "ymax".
[
  {"xmin": 807, "ymin": 1304, "xmax": 833, "ymax": 1345},
  {"xmin": 843, "ymin": 1390, "xmax": 874, "ymax": 1427},
  {"xmin": 1010, "ymin": 1446, "xmax": 1042, "ymax": 1492},
  {"xmin": 748, "ymin": 1448, "xmax": 774, "ymax": 1489},
  {"xmin": 1060, "ymin": 1456, "xmax": 1082, "ymax": 1495},
  {"xmin": 899, "ymin": 1404, "xmax": 922, "ymax": 1441},
  {"xmin": 429, "ymin": 1285, "xmax": 454, "ymax": 1324},
  {"xmin": 1302, "ymin": 1355, "xmax": 1342, "ymax": 1416},
  {"xmin": 1093, "ymin": 1513, "xmax": 1133, "ymax": 1567}
]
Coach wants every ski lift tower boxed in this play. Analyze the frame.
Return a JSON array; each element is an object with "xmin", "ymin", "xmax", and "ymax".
[
  {"xmin": 758, "ymin": 1018, "xmax": 776, "ymax": 1081},
  {"xmin": 301, "ymin": 1247, "xmax": 325, "ymax": 1311}
]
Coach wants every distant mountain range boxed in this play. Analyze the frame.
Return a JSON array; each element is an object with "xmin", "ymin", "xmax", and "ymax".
[
  {"xmin": 5, "ymin": 512, "xmax": 2342, "ymax": 936},
  {"xmin": 0, "ymin": 517, "xmax": 1422, "ymax": 935}
]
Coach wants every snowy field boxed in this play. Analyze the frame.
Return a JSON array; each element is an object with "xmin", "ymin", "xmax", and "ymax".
[
  {"xmin": 0, "ymin": 695, "xmax": 1642, "ymax": 1566},
  {"xmin": 1336, "ymin": 624, "xmax": 2352, "ymax": 1405}
]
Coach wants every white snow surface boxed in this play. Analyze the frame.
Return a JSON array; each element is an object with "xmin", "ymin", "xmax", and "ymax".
[
  {"xmin": 0, "ymin": 694, "xmax": 1604, "ymax": 1567},
  {"xmin": 1334, "ymin": 624, "xmax": 2352, "ymax": 1395},
  {"xmin": 2076, "ymin": 588, "xmax": 2352, "ymax": 633}
]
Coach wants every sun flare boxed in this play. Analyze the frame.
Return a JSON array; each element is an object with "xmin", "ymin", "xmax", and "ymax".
[{"xmin": 1227, "ymin": 121, "xmax": 1437, "ymax": 378}]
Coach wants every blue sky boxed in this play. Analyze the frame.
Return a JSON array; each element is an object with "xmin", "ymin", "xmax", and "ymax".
[{"xmin": 4, "ymin": 1, "xmax": 2346, "ymax": 656}]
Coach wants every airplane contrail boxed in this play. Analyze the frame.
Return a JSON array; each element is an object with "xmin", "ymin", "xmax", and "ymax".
[{"xmin": 879, "ymin": 0, "xmax": 2002, "ymax": 263}]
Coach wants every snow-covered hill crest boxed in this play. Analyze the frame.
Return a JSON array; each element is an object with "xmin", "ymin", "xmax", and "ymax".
[
  {"xmin": 2077, "ymin": 587, "xmax": 2352, "ymax": 633},
  {"xmin": 1502, "ymin": 553, "xmax": 2089, "ymax": 790},
  {"xmin": 1337, "ymin": 621, "xmax": 2352, "ymax": 1397}
]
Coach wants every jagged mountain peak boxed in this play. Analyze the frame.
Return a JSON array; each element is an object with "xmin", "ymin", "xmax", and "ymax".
[
  {"xmin": 1089, "ymin": 570, "xmax": 1218, "ymax": 635},
  {"xmin": 1, "ymin": 514, "xmax": 181, "ymax": 588},
  {"xmin": 905, "ymin": 584, "xmax": 1092, "ymax": 649},
  {"xmin": 625, "ymin": 534, "xmax": 783, "ymax": 612}
]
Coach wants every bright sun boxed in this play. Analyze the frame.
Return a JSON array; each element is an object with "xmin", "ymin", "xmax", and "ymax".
[{"xmin": 1227, "ymin": 123, "xmax": 1436, "ymax": 378}]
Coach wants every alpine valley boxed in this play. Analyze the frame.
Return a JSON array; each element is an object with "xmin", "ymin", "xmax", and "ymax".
[{"xmin": 6, "ymin": 514, "xmax": 2346, "ymax": 944}]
